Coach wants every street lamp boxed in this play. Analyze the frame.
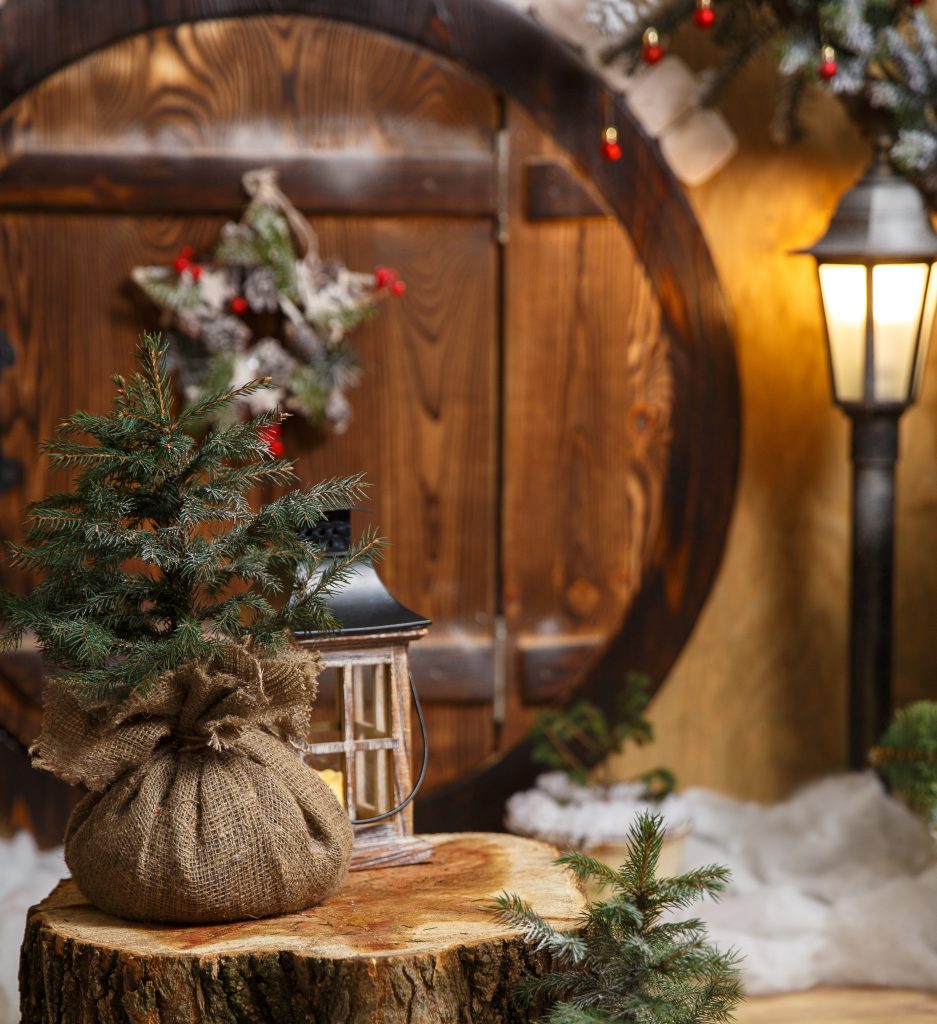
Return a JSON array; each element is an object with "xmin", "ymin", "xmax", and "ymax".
[{"xmin": 800, "ymin": 154, "xmax": 937, "ymax": 769}]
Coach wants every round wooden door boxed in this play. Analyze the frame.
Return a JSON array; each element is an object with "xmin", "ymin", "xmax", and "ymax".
[{"xmin": 0, "ymin": 0, "xmax": 738, "ymax": 840}]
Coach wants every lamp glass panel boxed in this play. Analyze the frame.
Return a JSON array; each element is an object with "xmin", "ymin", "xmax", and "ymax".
[
  {"xmin": 872, "ymin": 263, "xmax": 929, "ymax": 402},
  {"xmin": 352, "ymin": 662, "xmax": 394, "ymax": 817},
  {"xmin": 912, "ymin": 263, "xmax": 937, "ymax": 399},
  {"xmin": 818, "ymin": 263, "xmax": 867, "ymax": 402}
]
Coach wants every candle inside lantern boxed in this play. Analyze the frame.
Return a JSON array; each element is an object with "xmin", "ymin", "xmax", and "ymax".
[{"xmin": 316, "ymin": 768, "xmax": 346, "ymax": 808}]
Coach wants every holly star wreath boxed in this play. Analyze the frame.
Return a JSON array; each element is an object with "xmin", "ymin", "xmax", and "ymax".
[{"xmin": 132, "ymin": 168, "xmax": 405, "ymax": 452}]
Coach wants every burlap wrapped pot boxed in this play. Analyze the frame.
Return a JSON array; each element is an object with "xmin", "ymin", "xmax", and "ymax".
[{"xmin": 31, "ymin": 643, "xmax": 353, "ymax": 924}]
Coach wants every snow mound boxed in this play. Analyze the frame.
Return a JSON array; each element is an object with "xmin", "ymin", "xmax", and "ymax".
[
  {"xmin": 0, "ymin": 832, "xmax": 66, "ymax": 1024},
  {"xmin": 506, "ymin": 771, "xmax": 936, "ymax": 995}
]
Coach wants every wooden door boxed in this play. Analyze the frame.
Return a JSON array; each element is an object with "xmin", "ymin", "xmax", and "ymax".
[
  {"xmin": 0, "ymin": 2, "xmax": 738, "ymax": 841},
  {"xmin": 0, "ymin": 17, "xmax": 502, "ymax": 797}
]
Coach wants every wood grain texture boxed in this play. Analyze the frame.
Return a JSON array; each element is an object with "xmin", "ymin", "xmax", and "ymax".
[
  {"xmin": 502, "ymin": 102, "xmax": 671, "ymax": 708},
  {"xmin": 525, "ymin": 159, "xmax": 606, "ymax": 220},
  {"xmin": 0, "ymin": 17, "xmax": 501, "ymax": 799},
  {"xmin": 737, "ymin": 988, "xmax": 937, "ymax": 1023},
  {"xmin": 20, "ymin": 832, "xmax": 586, "ymax": 1024},
  {"xmin": 0, "ymin": 151, "xmax": 496, "ymax": 215},
  {"xmin": 0, "ymin": 3, "xmax": 740, "ymax": 827}
]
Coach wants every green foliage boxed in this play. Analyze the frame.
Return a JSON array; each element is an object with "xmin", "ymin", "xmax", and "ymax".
[
  {"xmin": 491, "ymin": 812, "xmax": 743, "ymax": 1024},
  {"xmin": 594, "ymin": 0, "xmax": 937, "ymax": 202},
  {"xmin": 0, "ymin": 333, "xmax": 382, "ymax": 698},
  {"xmin": 874, "ymin": 701, "xmax": 937, "ymax": 822},
  {"xmin": 215, "ymin": 203, "xmax": 299, "ymax": 301},
  {"xmin": 531, "ymin": 672, "xmax": 676, "ymax": 795}
]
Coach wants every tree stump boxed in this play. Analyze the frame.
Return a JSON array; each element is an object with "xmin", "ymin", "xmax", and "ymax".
[{"xmin": 20, "ymin": 832, "xmax": 584, "ymax": 1024}]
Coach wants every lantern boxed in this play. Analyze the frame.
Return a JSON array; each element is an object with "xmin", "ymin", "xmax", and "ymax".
[
  {"xmin": 292, "ymin": 510, "xmax": 433, "ymax": 870},
  {"xmin": 799, "ymin": 153, "xmax": 937, "ymax": 767},
  {"xmin": 802, "ymin": 156, "xmax": 937, "ymax": 412}
]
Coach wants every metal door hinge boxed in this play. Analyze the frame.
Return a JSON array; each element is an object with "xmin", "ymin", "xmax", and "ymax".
[{"xmin": 495, "ymin": 129, "xmax": 510, "ymax": 246}]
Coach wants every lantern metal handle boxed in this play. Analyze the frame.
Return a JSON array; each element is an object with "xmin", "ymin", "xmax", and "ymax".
[{"xmin": 349, "ymin": 671, "xmax": 429, "ymax": 826}]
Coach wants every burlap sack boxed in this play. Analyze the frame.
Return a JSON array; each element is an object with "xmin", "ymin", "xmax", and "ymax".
[{"xmin": 31, "ymin": 643, "xmax": 353, "ymax": 924}]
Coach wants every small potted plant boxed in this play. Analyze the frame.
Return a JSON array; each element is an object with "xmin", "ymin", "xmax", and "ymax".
[
  {"xmin": 0, "ymin": 334, "xmax": 382, "ymax": 923},
  {"xmin": 506, "ymin": 673, "xmax": 686, "ymax": 895}
]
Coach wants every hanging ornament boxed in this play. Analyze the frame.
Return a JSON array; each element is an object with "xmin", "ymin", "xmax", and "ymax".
[
  {"xmin": 693, "ymin": 0, "xmax": 716, "ymax": 30},
  {"xmin": 601, "ymin": 126, "xmax": 623, "ymax": 162},
  {"xmin": 258, "ymin": 422, "xmax": 286, "ymax": 459},
  {"xmin": 642, "ymin": 27, "xmax": 664, "ymax": 65},
  {"xmin": 818, "ymin": 45, "xmax": 838, "ymax": 81}
]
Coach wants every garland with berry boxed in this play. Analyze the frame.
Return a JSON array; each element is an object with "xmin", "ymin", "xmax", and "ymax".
[
  {"xmin": 132, "ymin": 168, "xmax": 405, "ymax": 451},
  {"xmin": 591, "ymin": 0, "xmax": 937, "ymax": 205}
]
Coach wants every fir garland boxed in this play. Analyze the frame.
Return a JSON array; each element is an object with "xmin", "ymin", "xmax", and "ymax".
[
  {"xmin": 133, "ymin": 168, "xmax": 406, "ymax": 440},
  {"xmin": 591, "ymin": 0, "xmax": 937, "ymax": 202}
]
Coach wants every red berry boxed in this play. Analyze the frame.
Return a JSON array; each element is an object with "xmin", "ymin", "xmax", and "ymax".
[
  {"xmin": 180, "ymin": 245, "xmax": 194, "ymax": 259},
  {"xmin": 230, "ymin": 296, "xmax": 249, "ymax": 315},
  {"xmin": 693, "ymin": 6, "xmax": 715, "ymax": 28},
  {"xmin": 643, "ymin": 44, "xmax": 664, "ymax": 64},
  {"xmin": 390, "ymin": 280, "xmax": 407, "ymax": 297},
  {"xmin": 601, "ymin": 140, "xmax": 623, "ymax": 161},
  {"xmin": 374, "ymin": 266, "xmax": 398, "ymax": 289},
  {"xmin": 173, "ymin": 256, "xmax": 191, "ymax": 274},
  {"xmin": 258, "ymin": 424, "xmax": 285, "ymax": 458},
  {"xmin": 189, "ymin": 264, "xmax": 203, "ymax": 281},
  {"xmin": 818, "ymin": 59, "xmax": 838, "ymax": 80}
]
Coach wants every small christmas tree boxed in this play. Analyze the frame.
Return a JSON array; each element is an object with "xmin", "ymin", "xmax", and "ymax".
[
  {"xmin": 492, "ymin": 812, "xmax": 742, "ymax": 1024},
  {"xmin": 0, "ymin": 333, "xmax": 381, "ymax": 697}
]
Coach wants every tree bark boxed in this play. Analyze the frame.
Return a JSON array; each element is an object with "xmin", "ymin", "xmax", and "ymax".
[{"xmin": 20, "ymin": 832, "xmax": 584, "ymax": 1024}]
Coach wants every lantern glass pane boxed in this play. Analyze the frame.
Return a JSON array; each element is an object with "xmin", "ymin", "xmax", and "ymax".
[
  {"xmin": 296, "ymin": 666, "xmax": 345, "ymax": 808},
  {"xmin": 913, "ymin": 263, "xmax": 937, "ymax": 399},
  {"xmin": 818, "ymin": 263, "xmax": 867, "ymax": 402},
  {"xmin": 353, "ymin": 663, "xmax": 395, "ymax": 817},
  {"xmin": 872, "ymin": 263, "xmax": 929, "ymax": 402}
]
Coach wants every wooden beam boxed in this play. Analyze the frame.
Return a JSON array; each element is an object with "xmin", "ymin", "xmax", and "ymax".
[
  {"xmin": 409, "ymin": 639, "xmax": 494, "ymax": 702},
  {"xmin": 0, "ymin": 151, "xmax": 496, "ymax": 216},
  {"xmin": 525, "ymin": 159, "xmax": 606, "ymax": 220},
  {"xmin": 518, "ymin": 635, "xmax": 605, "ymax": 703}
]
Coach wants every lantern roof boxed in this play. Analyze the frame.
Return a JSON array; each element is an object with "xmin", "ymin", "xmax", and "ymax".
[
  {"xmin": 293, "ymin": 510, "xmax": 431, "ymax": 638},
  {"xmin": 799, "ymin": 156, "xmax": 937, "ymax": 264}
]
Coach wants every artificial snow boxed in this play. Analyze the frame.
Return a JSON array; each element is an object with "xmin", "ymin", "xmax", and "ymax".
[
  {"xmin": 0, "ymin": 832, "xmax": 66, "ymax": 1024},
  {"xmin": 506, "ymin": 771, "xmax": 937, "ymax": 995}
]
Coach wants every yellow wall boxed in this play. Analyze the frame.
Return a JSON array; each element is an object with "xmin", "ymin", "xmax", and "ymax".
[{"xmin": 611, "ymin": 39, "xmax": 937, "ymax": 800}]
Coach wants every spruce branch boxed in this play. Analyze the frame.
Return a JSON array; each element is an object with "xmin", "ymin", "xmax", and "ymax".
[
  {"xmin": 492, "ymin": 812, "xmax": 743, "ymax": 1023},
  {"xmin": 0, "ymin": 332, "xmax": 381, "ymax": 698}
]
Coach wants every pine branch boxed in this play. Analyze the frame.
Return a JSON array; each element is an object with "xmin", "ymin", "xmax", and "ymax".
[
  {"xmin": 493, "ymin": 812, "xmax": 742, "ymax": 1023},
  {"xmin": 0, "ymin": 333, "xmax": 381, "ymax": 696}
]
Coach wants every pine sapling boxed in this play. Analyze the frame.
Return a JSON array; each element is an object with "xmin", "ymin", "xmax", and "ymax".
[
  {"xmin": 0, "ymin": 333, "xmax": 382, "ymax": 698},
  {"xmin": 492, "ymin": 812, "xmax": 743, "ymax": 1024},
  {"xmin": 530, "ymin": 672, "xmax": 676, "ymax": 797}
]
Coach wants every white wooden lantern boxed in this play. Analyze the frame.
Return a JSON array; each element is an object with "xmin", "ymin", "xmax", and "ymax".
[{"xmin": 293, "ymin": 511, "xmax": 433, "ymax": 870}]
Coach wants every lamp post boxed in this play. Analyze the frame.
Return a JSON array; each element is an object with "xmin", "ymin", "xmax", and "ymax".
[{"xmin": 800, "ymin": 154, "xmax": 937, "ymax": 769}]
